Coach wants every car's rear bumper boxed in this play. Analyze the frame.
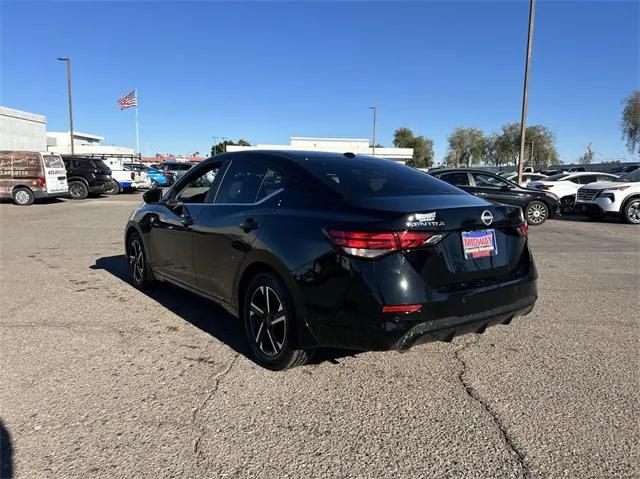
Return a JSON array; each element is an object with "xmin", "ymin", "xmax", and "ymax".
[
  {"xmin": 88, "ymin": 180, "xmax": 110, "ymax": 193},
  {"xmin": 299, "ymin": 268, "xmax": 537, "ymax": 351}
]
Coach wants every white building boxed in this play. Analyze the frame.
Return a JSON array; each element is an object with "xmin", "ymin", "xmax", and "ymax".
[
  {"xmin": 0, "ymin": 106, "xmax": 47, "ymax": 151},
  {"xmin": 226, "ymin": 137, "xmax": 413, "ymax": 163},
  {"xmin": 47, "ymin": 131, "xmax": 134, "ymax": 155}
]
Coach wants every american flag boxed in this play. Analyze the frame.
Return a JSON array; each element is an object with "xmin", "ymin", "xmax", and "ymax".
[{"xmin": 117, "ymin": 90, "xmax": 137, "ymax": 110}]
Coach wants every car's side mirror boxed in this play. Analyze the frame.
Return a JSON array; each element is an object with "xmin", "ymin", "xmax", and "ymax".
[
  {"xmin": 500, "ymin": 184, "xmax": 511, "ymax": 191},
  {"xmin": 143, "ymin": 188, "xmax": 162, "ymax": 204}
]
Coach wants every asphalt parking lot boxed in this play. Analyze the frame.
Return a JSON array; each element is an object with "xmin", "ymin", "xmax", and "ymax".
[{"xmin": 0, "ymin": 193, "xmax": 638, "ymax": 478}]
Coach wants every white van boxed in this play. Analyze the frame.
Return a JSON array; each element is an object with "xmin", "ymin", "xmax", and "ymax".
[{"xmin": 0, "ymin": 151, "xmax": 69, "ymax": 205}]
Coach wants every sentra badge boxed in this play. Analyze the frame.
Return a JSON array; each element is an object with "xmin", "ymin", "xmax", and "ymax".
[{"xmin": 407, "ymin": 212, "xmax": 444, "ymax": 227}]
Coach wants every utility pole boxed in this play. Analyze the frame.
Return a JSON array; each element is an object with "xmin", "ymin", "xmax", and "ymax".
[
  {"xmin": 517, "ymin": 0, "xmax": 536, "ymax": 184},
  {"xmin": 369, "ymin": 106, "xmax": 377, "ymax": 156},
  {"xmin": 57, "ymin": 57, "xmax": 75, "ymax": 155}
]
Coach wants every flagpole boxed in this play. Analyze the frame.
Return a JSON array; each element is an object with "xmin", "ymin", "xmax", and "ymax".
[{"xmin": 135, "ymin": 89, "xmax": 140, "ymax": 157}]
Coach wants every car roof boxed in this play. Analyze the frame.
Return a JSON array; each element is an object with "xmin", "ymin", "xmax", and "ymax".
[
  {"xmin": 199, "ymin": 149, "xmax": 381, "ymax": 168},
  {"xmin": 430, "ymin": 168, "xmax": 500, "ymax": 175}
]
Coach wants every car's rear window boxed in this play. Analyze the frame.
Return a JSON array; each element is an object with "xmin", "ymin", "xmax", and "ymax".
[
  {"xmin": 544, "ymin": 173, "xmax": 570, "ymax": 181},
  {"xmin": 301, "ymin": 157, "xmax": 464, "ymax": 198}
]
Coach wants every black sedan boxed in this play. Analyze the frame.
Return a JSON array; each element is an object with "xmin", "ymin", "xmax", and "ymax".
[
  {"xmin": 125, "ymin": 151, "xmax": 538, "ymax": 370},
  {"xmin": 430, "ymin": 168, "xmax": 560, "ymax": 225}
]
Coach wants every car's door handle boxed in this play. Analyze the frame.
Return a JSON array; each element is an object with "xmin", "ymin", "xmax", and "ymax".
[{"xmin": 240, "ymin": 217, "xmax": 259, "ymax": 232}]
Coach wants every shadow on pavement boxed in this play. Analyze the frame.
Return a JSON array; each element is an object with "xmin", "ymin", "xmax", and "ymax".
[
  {"xmin": 552, "ymin": 214, "xmax": 625, "ymax": 224},
  {"xmin": 0, "ymin": 419, "xmax": 12, "ymax": 479},
  {"xmin": 91, "ymin": 255, "xmax": 356, "ymax": 368}
]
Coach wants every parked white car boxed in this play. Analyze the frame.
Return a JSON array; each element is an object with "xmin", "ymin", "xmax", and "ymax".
[
  {"xmin": 100, "ymin": 158, "xmax": 141, "ymax": 194},
  {"xmin": 505, "ymin": 172, "xmax": 547, "ymax": 187},
  {"xmin": 575, "ymin": 169, "xmax": 640, "ymax": 224},
  {"xmin": 528, "ymin": 172, "xmax": 618, "ymax": 213}
]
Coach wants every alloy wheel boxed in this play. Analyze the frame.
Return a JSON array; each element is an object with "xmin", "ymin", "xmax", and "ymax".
[
  {"xmin": 248, "ymin": 285, "xmax": 287, "ymax": 357},
  {"xmin": 527, "ymin": 202, "xmax": 548, "ymax": 225},
  {"xmin": 128, "ymin": 238, "xmax": 145, "ymax": 283},
  {"xmin": 560, "ymin": 197, "xmax": 575, "ymax": 214},
  {"xmin": 627, "ymin": 200, "xmax": 640, "ymax": 224},
  {"xmin": 14, "ymin": 190, "xmax": 30, "ymax": 205},
  {"xmin": 70, "ymin": 183, "xmax": 84, "ymax": 198}
]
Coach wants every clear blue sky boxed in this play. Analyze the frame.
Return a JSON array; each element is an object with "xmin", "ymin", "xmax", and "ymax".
[{"xmin": 1, "ymin": 1, "xmax": 638, "ymax": 162}]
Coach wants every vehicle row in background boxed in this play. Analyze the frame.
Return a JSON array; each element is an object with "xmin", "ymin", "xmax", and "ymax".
[
  {"xmin": 430, "ymin": 168, "xmax": 560, "ymax": 225},
  {"xmin": 0, "ymin": 150, "xmax": 189, "ymax": 205},
  {"xmin": 0, "ymin": 151, "xmax": 69, "ymax": 205},
  {"xmin": 528, "ymin": 172, "xmax": 618, "ymax": 214},
  {"xmin": 575, "ymin": 169, "xmax": 640, "ymax": 224}
]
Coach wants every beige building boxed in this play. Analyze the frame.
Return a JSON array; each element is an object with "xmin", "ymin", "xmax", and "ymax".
[
  {"xmin": 47, "ymin": 131, "xmax": 134, "ymax": 155},
  {"xmin": 226, "ymin": 137, "xmax": 413, "ymax": 163},
  {"xmin": 0, "ymin": 106, "xmax": 47, "ymax": 151}
]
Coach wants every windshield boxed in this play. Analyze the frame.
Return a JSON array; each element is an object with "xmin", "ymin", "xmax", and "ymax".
[
  {"xmin": 613, "ymin": 169, "xmax": 640, "ymax": 182},
  {"xmin": 302, "ymin": 157, "xmax": 465, "ymax": 198},
  {"xmin": 544, "ymin": 173, "xmax": 570, "ymax": 181}
]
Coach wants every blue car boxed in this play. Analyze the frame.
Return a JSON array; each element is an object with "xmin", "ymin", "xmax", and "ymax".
[{"xmin": 123, "ymin": 163, "xmax": 172, "ymax": 188}]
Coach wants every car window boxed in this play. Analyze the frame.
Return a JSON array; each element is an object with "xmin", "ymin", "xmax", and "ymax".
[
  {"xmin": 303, "ymin": 158, "xmax": 464, "ymax": 198},
  {"xmin": 256, "ymin": 168, "xmax": 284, "ymax": 202},
  {"xmin": 215, "ymin": 161, "xmax": 267, "ymax": 204},
  {"xmin": 175, "ymin": 164, "xmax": 220, "ymax": 203},
  {"xmin": 596, "ymin": 174, "xmax": 613, "ymax": 182},
  {"xmin": 614, "ymin": 169, "xmax": 640, "ymax": 182},
  {"xmin": 577, "ymin": 175, "xmax": 598, "ymax": 184},
  {"xmin": 545, "ymin": 173, "xmax": 569, "ymax": 181},
  {"xmin": 471, "ymin": 172, "xmax": 508, "ymax": 188},
  {"xmin": 438, "ymin": 172, "xmax": 470, "ymax": 186},
  {"xmin": 567, "ymin": 175, "xmax": 582, "ymax": 184}
]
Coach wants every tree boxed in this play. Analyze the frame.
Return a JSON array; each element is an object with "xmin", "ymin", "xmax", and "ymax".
[
  {"xmin": 483, "ymin": 122, "xmax": 560, "ymax": 167},
  {"xmin": 621, "ymin": 90, "xmax": 640, "ymax": 155},
  {"xmin": 211, "ymin": 139, "xmax": 251, "ymax": 156},
  {"xmin": 445, "ymin": 127, "xmax": 484, "ymax": 167},
  {"xmin": 577, "ymin": 148, "xmax": 594, "ymax": 165},
  {"xmin": 393, "ymin": 127, "xmax": 434, "ymax": 168}
]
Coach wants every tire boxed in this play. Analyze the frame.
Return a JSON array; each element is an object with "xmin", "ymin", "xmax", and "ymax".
[
  {"xmin": 68, "ymin": 180, "xmax": 89, "ymax": 200},
  {"xmin": 622, "ymin": 197, "xmax": 640, "ymax": 225},
  {"xmin": 525, "ymin": 200, "xmax": 549, "ymax": 226},
  {"xmin": 104, "ymin": 180, "xmax": 120, "ymax": 195},
  {"xmin": 126, "ymin": 231, "xmax": 154, "ymax": 288},
  {"xmin": 12, "ymin": 187, "xmax": 34, "ymax": 206},
  {"xmin": 560, "ymin": 196, "xmax": 575, "ymax": 215},
  {"xmin": 243, "ymin": 273, "xmax": 311, "ymax": 370}
]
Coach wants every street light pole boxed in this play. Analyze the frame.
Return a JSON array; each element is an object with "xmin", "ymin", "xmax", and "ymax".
[
  {"xmin": 57, "ymin": 57, "xmax": 75, "ymax": 155},
  {"xmin": 369, "ymin": 106, "xmax": 377, "ymax": 156},
  {"xmin": 517, "ymin": 0, "xmax": 536, "ymax": 185}
]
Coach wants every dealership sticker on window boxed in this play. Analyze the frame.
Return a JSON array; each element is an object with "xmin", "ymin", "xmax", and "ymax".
[{"xmin": 461, "ymin": 229, "xmax": 497, "ymax": 259}]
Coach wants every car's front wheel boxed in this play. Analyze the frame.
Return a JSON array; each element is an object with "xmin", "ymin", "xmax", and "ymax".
[
  {"xmin": 525, "ymin": 200, "xmax": 549, "ymax": 225},
  {"xmin": 243, "ymin": 273, "xmax": 310, "ymax": 370},
  {"xmin": 560, "ymin": 196, "xmax": 575, "ymax": 215},
  {"xmin": 622, "ymin": 197, "xmax": 640, "ymax": 224},
  {"xmin": 127, "ymin": 231, "xmax": 153, "ymax": 288}
]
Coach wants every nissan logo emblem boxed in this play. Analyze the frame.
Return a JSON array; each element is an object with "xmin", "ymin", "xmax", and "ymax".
[{"xmin": 481, "ymin": 210, "xmax": 493, "ymax": 225}]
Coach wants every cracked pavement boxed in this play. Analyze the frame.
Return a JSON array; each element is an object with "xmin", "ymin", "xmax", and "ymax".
[{"xmin": 0, "ymin": 194, "xmax": 638, "ymax": 478}]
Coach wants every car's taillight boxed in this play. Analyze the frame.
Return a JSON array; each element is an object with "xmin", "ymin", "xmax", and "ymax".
[
  {"xmin": 382, "ymin": 304, "xmax": 422, "ymax": 314},
  {"xmin": 130, "ymin": 171, "xmax": 136, "ymax": 180},
  {"xmin": 539, "ymin": 184, "xmax": 552, "ymax": 190},
  {"xmin": 517, "ymin": 222, "xmax": 529, "ymax": 238},
  {"xmin": 38, "ymin": 176, "xmax": 46, "ymax": 187},
  {"xmin": 327, "ymin": 229, "xmax": 443, "ymax": 258}
]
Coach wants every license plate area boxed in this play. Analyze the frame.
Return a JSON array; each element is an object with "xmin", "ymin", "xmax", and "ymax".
[{"xmin": 461, "ymin": 229, "xmax": 497, "ymax": 259}]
